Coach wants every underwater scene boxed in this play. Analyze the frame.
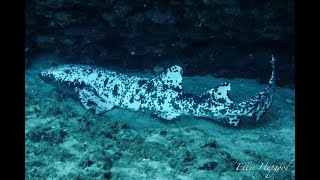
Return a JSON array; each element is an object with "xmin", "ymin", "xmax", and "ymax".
[{"xmin": 25, "ymin": 0, "xmax": 295, "ymax": 179}]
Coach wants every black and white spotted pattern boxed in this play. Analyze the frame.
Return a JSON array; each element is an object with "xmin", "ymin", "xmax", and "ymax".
[{"xmin": 40, "ymin": 56, "xmax": 276, "ymax": 127}]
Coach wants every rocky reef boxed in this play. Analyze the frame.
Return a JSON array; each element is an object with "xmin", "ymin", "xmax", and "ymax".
[{"xmin": 25, "ymin": 0, "xmax": 294, "ymax": 87}]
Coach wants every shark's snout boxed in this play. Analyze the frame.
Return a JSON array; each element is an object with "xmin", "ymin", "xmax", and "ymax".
[
  {"xmin": 38, "ymin": 71, "xmax": 50, "ymax": 83},
  {"xmin": 39, "ymin": 66, "xmax": 88, "ymax": 91},
  {"xmin": 38, "ymin": 68, "xmax": 56, "ymax": 82}
]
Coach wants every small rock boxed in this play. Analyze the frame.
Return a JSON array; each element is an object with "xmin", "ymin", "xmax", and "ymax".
[
  {"xmin": 103, "ymin": 171, "xmax": 112, "ymax": 179},
  {"xmin": 79, "ymin": 160, "xmax": 94, "ymax": 168},
  {"xmin": 103, "ymin": 158, "xmax": 113, "ymax": 170},
  {"xmin": 199, "ymin": 161, "xmax": 218, "ymax": 171},
  {"xmin": 203, "ymin": 140, "xmax": 218, "ymax": 148},
  {"xmin": 159, "ymin": 130, "xmax": 167, "ymax": 136}
]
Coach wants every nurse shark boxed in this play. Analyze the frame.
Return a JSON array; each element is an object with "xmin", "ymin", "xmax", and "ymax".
[{"xmin": 39, "ymin": 56, "xmax": 276, "ymax": 126}]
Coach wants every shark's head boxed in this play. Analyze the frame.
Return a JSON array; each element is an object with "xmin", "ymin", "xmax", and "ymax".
[{"xmin": 39, "ymin": 65, "xmax": 91, "ymax": 91}]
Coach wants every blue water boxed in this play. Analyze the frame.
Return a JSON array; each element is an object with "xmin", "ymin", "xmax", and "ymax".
[{"xmin": 25, "ymin": 0, "xmax": 295, "ymax": 179}]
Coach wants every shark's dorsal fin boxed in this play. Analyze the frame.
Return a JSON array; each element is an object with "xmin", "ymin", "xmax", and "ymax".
[
  {"xmin": 201, "ymin": 82, "xmax": 234, "ymax": 104},
  {"xmin": 151, "ymin": 65, "xmax": 183, "ymax": 92}
]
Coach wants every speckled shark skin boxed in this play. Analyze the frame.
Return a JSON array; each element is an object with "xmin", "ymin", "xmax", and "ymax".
[{"xmin": 40, "ymin": 56, "xmax": 276, "ymax": 126}]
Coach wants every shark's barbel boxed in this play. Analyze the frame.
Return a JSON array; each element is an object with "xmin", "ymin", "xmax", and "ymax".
[{"xmin": 39, "ymin": 56, "xmax": 276, "ymax": 126}]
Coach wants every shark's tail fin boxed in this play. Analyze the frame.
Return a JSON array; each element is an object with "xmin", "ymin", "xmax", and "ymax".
[
  {"xmin": 238, "ymin": 55, "xmax": 276, "ymax": 122},
  {"xmin": 268, "ymin": 55, "xmax": 276, "ymax": 86}
]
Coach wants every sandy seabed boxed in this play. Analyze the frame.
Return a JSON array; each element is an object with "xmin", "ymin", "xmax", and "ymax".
[{"xmin": 25, "ymin": 55, "xmax": 295, "ymax": 179}]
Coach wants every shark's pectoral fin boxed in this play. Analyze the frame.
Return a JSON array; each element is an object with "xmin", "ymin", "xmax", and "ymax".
[
  {"xmin": 75, "ymin": 87, "xmax": 114, "ymax": 114},
  {"xmin": 154, "ymin": 111, "xmax": 180, "ymax": 120},
  {"xmin": 225, "ymin": 116, "xmax": 240, "ymax": 126},
  {"xmin": 201, "ymin": 82, "xmax": 234, "ymax": 104}
]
